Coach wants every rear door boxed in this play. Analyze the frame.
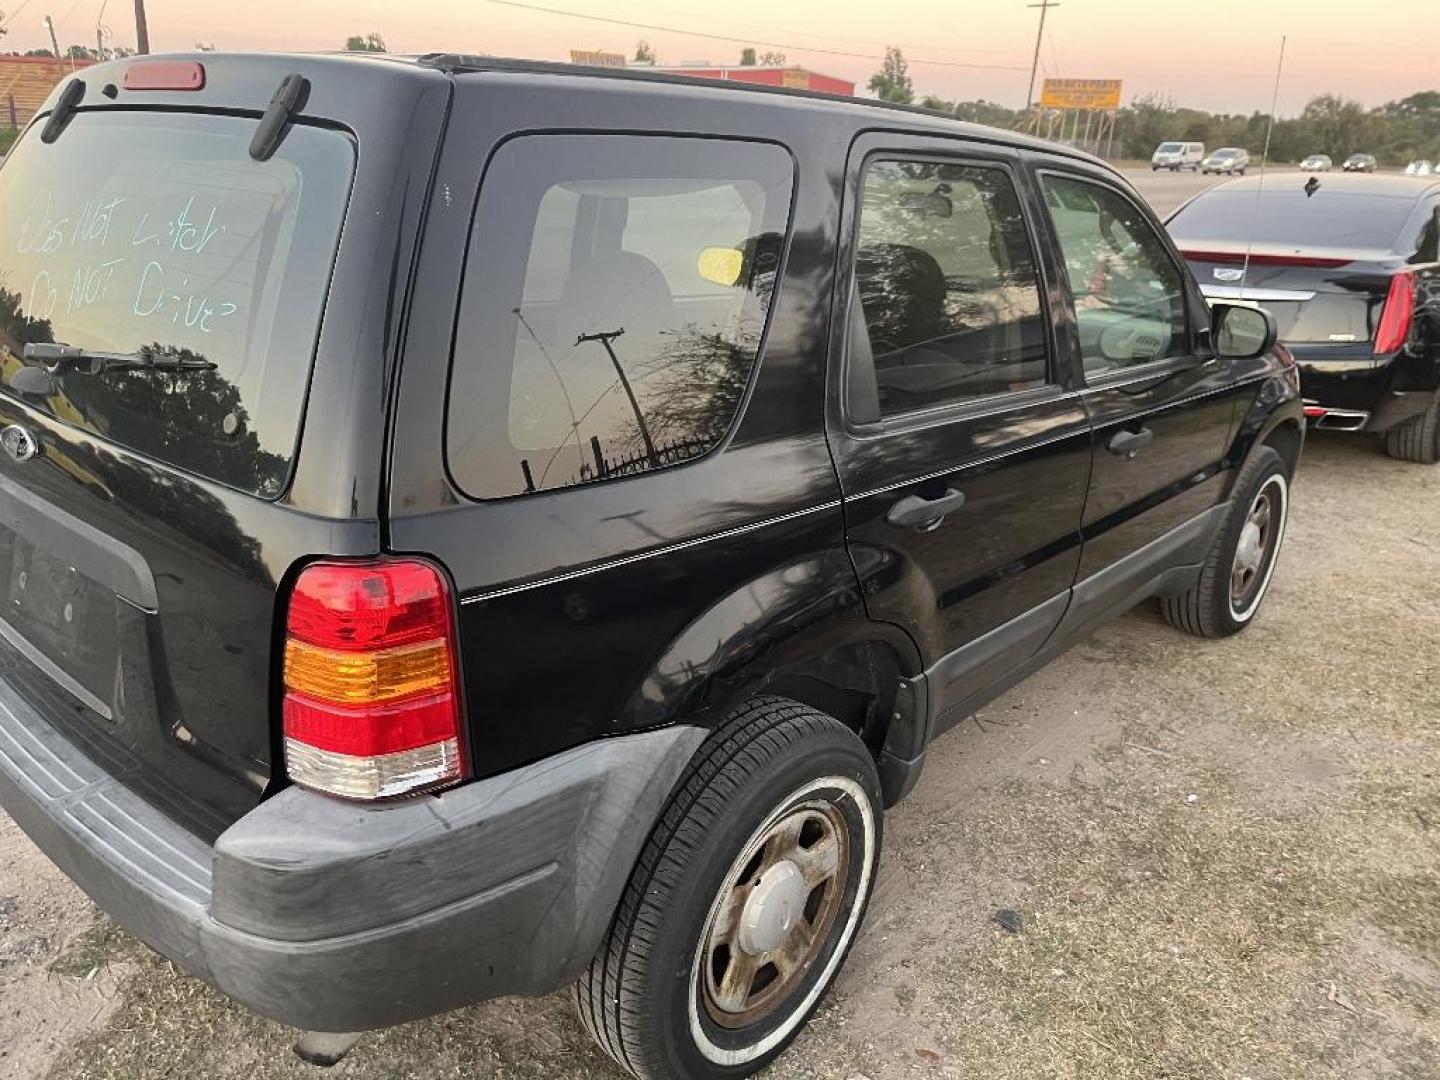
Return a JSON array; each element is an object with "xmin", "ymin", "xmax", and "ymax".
[
  {"xmin": 829, "ymin": 133, "xmax": 1090, "ymax": 729},
  {"xmin": 1028, "ymin": 158, "xmax": 1242, "ymax": 609},
  {"xmin": 0, "ymin": 58, "xmax": 447, "ymax": 829}
]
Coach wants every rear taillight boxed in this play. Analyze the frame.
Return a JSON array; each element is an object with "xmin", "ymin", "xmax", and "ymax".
[
  {"xmin": 1373, "ymin": 271, "xmax": 1416, "ymax": 355},
  {"xmin": 282, "ymin": 559, "xmax": 468, "ymax": 800}
]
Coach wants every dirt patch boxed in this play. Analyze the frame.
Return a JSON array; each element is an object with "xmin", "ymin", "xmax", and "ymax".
[
  {"xmin": 0, "ymin": 818, "xmax": 133, "ymax": 1080},
  {"xmin": 2, "ymin": 432, "xmax": 1438, "ymax": 1080}
]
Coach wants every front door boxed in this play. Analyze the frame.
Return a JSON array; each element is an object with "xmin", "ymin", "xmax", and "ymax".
[
  {"xmin": 1028, "ymin": 161, "xmax": 1241, "ymax": 601},
  {"xmin": 828, "ymin": 135, "xmax": 1091, "ymax": 731}
]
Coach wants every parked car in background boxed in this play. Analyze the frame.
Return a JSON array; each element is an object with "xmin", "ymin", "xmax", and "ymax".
[
  {"xmin": 0, "ymin": 52, "xmax": 1304, "ymax": 1080},
  {"xmin": 1405, "ymin": 159, "xmax": 1434, "ymax": 176},
  {"xmin": 1169, "ymin": 173, "xmax": 1440, "ymax": 462},
  {"xmin": 1152, "ymin": 140, "xmax": 1205, "ymax": 170},
  {"xmin": 1343, "ymin": 153, "xmax": 1378, "ymax": 173},
  {"xmin": 1299, "ymin": 154, "xmax": 1333, "ymax": 172},
  {"xmin": 1201, "ymin": 147, "xmax": 1250, "ymax": 175}
]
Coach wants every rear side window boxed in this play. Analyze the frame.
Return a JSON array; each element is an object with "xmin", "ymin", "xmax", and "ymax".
[
  {"xmin": 850, "ymin": 160, "xmax": 1049, "ymax": 417},
  {"xmin": 1042, "ymin": 174, "xmax": 1189, "ymax": 375},
  {"xmin": 446, "ymin": 135, "xmax": 794, "ymax": 500},
  {"xmin": 0, "ymin": 112, "xmax": 353, "ymax": 497}
]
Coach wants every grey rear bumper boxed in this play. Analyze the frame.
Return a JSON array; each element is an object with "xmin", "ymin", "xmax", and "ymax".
[{"xmin": 0, "ymin": 672, "xmax": 703, "ymax": 1032}]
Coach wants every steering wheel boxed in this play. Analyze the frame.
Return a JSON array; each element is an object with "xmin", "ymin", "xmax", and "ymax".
[{"xmin": 1098, "ymin": 318, "xmax": 1169, "ymax": 364}]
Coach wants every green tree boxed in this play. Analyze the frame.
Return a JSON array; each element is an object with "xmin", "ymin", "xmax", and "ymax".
[
  {"xmin": 759, "ymin": 50, "xmax": 786, "ymax": 65},
  {"xmin": 634, "ymin": 40, "xmax": 656, "ymax": 64},
  {"xmin": 343, "ymin": 32, "xmax": 386, "ymax": 53},
  {"xmin": 868, "ymin": 46, "xmax": 913, "ymax": 104},
  {"xmin": 919, "ymin": 94, "xmax": 954, "ymax": 114},
  {"xmin": 1300, "ymin": 94, "xmax": 1376, "ymax": 158},
  {"xmin": 738, "ymin": 47, "xmax": 756, "ymax": 66}
]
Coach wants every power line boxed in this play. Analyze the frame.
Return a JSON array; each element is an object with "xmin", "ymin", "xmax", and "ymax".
[
  {"xmin": 485, "ymin": 0, "xmax": 1030, "ymax": 71},
  {"xmin": 627, "ymin": 0, "xmax": 1022, "ymax": 58},
  {"xmin": 0, "ymin": 0, "xmax": 35, "ymax": 28}
]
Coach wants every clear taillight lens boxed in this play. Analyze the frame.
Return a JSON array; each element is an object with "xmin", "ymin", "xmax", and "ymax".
[{"xmin": 282, "ymin": 559, "xmax": 468, "ymax": 799}]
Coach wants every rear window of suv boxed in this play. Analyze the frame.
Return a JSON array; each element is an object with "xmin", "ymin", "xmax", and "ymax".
[
  {"xmin": 0, "ymin": 112, "xmax": 354, "ymax": 497},
  {"xmin": 1168, "ymin": 186, "xmax": 1420, "ymax": 251},
  {"xmin": 445, "ymin": 134, "xmax": 794, "ymax": 500}
]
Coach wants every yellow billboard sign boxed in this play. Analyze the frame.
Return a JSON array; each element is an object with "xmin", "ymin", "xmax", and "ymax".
[
  {"xmin": 1039, "ymin": 78, "xmax": 1123, "ymax": 111},
  {"xmin": 569, "ymin": 49, "xmax": 627, "ymax": 68}
]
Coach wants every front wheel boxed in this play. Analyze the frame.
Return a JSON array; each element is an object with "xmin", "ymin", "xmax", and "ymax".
[
  {"xmin": 1162, "ymin": 446, "xmax": 1290, "ymax": 637},
  {"xmin": 1384, "ymin": 391, "xmax": 1440, "ymax": 463},
  {"xmin": 575, "ymin": 697, "xmax": 883, "ymax": 1080}
]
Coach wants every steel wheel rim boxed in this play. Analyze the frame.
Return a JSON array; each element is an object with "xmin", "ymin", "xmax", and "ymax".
[
  {"xmin": 1230, "ymin": 480, "xmax": 1278, "ymax": 608},
  {"xmin": 699, "ymin": 800, "xmax": 851, "ymax": 1029}
]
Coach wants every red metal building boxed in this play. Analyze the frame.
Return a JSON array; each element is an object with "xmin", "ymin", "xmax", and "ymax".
[{"xmin": 652, "ymin": 64, "xmax": 854, "ymax": 97}]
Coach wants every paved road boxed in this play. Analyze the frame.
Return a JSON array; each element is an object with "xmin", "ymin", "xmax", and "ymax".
[{"xmin": 1124, "ymin": 164, "xmax": 1312, "ymax": 218}]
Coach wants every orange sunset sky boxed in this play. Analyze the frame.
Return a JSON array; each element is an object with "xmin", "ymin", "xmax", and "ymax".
[{"xmin": 2, "ymin": 0, "xmax": 1427, "ymax": 115}]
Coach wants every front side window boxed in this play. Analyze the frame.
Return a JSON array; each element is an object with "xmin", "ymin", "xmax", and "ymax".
[
  {"xmin": 446, "ymin": 135, "xmax": 793, "ymax": 500},
  {"xmin": 1041, "ymin": 174, "xmax": 1189, "ymax": 376},
  {"xmin": 850, "ymin": 160, "xmax": 1048, "ymax": 417}
]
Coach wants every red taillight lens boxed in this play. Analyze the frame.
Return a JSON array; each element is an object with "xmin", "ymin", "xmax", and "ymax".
[
  {"xmin": 282, "ymin": 559, "xmax": 467, "ymax": 800},
  {"xmin": 1179, "ymin": 250, "xmax": 1353, "ymax": 269},
  {"xmin": 1373, "ymin": 271, "xmax": 1416, "ymax": 355}
]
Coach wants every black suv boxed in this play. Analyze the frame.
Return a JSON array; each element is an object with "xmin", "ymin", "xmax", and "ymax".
[{"xmin": 0, "ymin": 54, "xmax": 1301, "ymax": 1079}]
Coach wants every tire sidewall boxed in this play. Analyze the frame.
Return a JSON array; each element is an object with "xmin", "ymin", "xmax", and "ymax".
[
  {"xmin": 646, "ymin": 731, "xmax": 882, "ymax": 1079},
  {"xmin": 1219, "ymin": 457, "xmax": 1289, "ymax": 631}
]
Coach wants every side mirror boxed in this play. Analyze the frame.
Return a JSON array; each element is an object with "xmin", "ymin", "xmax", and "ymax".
[{"xmin": 1211, "ymin": 302, "xmax": 1277, "ymax": 360}]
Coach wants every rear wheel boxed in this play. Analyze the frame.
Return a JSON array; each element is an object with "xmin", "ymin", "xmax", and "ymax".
[
  {"xmin": 1383, "ymin": 391, "xmax": 1440, "ymax": 464},
  {"xmin": 575, "ymin": 697, "xmax": 883, "ymax": 1080},
  {"xmin": 1162, "ymin": 446, "xmax": 1290, "ymax": 638}
]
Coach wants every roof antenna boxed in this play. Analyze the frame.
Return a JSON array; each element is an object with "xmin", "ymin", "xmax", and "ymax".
[{"xmin": 1240, "ymin": 35, "xmax": 1287, "ymax": 302}]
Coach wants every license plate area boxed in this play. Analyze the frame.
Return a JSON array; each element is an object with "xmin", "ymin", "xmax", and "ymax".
[{"xmin": 0, "ymin": 528, "xmax": 117, "ymax": 718}]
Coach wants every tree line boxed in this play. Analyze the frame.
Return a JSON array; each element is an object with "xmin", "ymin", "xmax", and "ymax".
[{"xmin": 867, "ymin": 46, "xmax": 1440, "ymax": 166}]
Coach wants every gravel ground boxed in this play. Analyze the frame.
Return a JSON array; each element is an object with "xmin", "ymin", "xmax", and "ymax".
[{"xmin": 2, "ymin": 430, "xmax": 1437, "ymax": 1080}]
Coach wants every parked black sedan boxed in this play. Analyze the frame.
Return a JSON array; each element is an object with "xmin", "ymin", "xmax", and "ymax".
[{"xmin": 1167, "ymin": 173, "xmax": 1440, "ymax": 461}]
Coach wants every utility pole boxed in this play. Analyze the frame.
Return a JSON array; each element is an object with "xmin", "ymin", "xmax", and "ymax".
[
  {"xmin": 1025, "ymin": 0, "xmax": 1059, "ymax": 113},
  {"xmin": 574, "ymin": 328, "xmax": 659, "ymax": 467},
  {"xmin": 44, "ymin": 14, "xmax": 61, "ymax": 62},
  {"xmin": 133, "ymin": 0, "xmax": 149, "ymax": 54}
]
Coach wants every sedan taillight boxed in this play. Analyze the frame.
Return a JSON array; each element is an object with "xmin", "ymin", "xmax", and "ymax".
[
  {"xmin": 282, "ymin": 559, "xmax": 468, "ymax": 799},
  {"xmin": 1373, "ymin": 271, "xmax": 1416, "ymax": 356}
]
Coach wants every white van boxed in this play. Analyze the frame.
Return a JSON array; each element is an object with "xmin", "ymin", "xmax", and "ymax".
[{"xmin": 1151, "ymin": 141, "xmax": 1205, "ymax": 171}]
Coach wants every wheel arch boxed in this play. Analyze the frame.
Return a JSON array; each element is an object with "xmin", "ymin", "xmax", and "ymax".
[
  {"xmin": 615, "ymin": 550, "xmax": 924, "ymax": 804},
  {"xmin": 1224, "ymin": 372, "xmax": 1304, "ymax": 502}
]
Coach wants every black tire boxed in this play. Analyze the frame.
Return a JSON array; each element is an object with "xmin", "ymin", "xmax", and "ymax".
[
  {"xmin": 575, "ymin": 697, "xmax": 883, "ymax": 1080},
  {"xmin": 1383, "ymin": 391, "xmax": 1440, "ymax": 464},
  {"xmin": 1162, "ymin": 446, "xmax": 1290, "ymax": 638}
]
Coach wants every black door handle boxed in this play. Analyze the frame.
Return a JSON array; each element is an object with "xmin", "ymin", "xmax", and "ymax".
[
  {"xmin": 887, "ymin": 487, "xmax": 966, "ymax": 531},
  {"xmin": 1107, "ymin": 427, "xmax": 1154, "ymax": 459}
]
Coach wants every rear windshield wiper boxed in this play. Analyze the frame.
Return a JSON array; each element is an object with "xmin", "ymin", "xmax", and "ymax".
[{"xmin": 22, "ymin": 342, "xmax": 217, "ymax": 375}]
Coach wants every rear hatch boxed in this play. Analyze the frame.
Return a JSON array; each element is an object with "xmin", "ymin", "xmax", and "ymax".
[{"xmin": 0, "ymin": 57, "xmax": 438, "ymax": 832}]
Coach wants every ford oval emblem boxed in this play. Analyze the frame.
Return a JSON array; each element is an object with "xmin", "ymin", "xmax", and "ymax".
[
  {"xmin": 1213, "ymin": 267, "xmax": 1245, "ymax": 283},
  {"xmin": 0, "ymin": 424, "xmax": 40, "ymax": 463}
]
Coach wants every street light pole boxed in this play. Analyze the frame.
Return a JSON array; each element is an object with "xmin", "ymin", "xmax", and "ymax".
[{"xmin": 1025, "ymin": 0, "xmax": 1059, "ymax": 113}]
